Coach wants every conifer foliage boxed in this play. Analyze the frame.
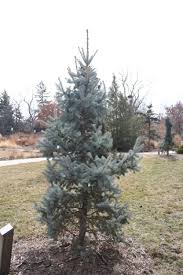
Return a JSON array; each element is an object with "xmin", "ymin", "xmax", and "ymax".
[
  {"xmin": 0, "ymin": 90, "xmax": 14, "ymax": 135},
  {"xmin": 163, "ymin": 117, "xmax": 173, "ymax": 156},
  {"xmin": 35, "ymin": 81, "xmax": 50, "ymax": 108},
  {"xmin": 141, "ymin": 104, "xmax": 159, "ymax": 151},
  {"xmin": 107, "ymin": 74, "xmax": 144, "ymax": 151},
  {"xmin": 37, "ymin": 31, "xmax": 141, "ymax": 249}
]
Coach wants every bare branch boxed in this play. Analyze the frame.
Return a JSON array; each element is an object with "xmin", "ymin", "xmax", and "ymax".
[
  {"xmin": 23, "ymin": 94, "xmax": 37, "ymax": 131},
  {"xmin": 120, "ymin": 72, "xmax": 145, "ymax": 110}
]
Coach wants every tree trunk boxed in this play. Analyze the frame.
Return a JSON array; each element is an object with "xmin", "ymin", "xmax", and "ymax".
[{"xmin": 78, "ymin": 194, "xmax": 88, "ymax": 246}]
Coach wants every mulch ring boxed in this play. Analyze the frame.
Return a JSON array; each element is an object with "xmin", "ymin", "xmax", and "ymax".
[{"xmin": 10, "ymin": 236, "xmax": 154, "ymax": 275}]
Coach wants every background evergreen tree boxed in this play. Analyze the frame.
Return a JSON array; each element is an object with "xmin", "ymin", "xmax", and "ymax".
[
  {"xmin": 107, "ymin": 74, "xmax": 120, "ymax": 149},
  {"xmin": 0, "ymin": 90, "xmax": 14, "ymax": 135},
  {"xmin": 141, "ymin": 104, "xmax": 159, "ymax": 151},
  {"xmin": 35, "ymin": 81, "xmax": 50, "ymax": 108},
  {"xmin": 37, "ymin": 32, "xmax": 142, "ymax": 251},
  {"xmin": 13, "ymin": 100, "xmax": 24, "ymax": 132},
  {"xmin": 107, "ymin": 74, "xmax": 144, "ymax": 151},
  {"xmin": 35, "ymin": 81, "xmax": 52, "ymax": 131},
  {"xmin": 163, "ymin": 117, "xmax": 173, "ymax": 156}
]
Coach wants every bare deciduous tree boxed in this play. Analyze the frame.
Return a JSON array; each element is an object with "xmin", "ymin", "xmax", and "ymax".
[
  {"xmin": 24, "ymin": 95, "xmax": 37, "ymax": 131},
  {"xmin": 120, "ymin": 72, "xmax": 146, "ymax": 111},
  {"xmin": 166, "ymin": 101, "xmax": 183, "ymax": 136}
]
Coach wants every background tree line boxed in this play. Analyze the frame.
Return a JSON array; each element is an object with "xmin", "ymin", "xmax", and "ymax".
[
  {"xmin": 106, "ymin": 73, "xmax": 183, "ymax": 152},
  {"xmin": 0, "ymin": 82, "xmax": 59, "ymax": 135},
  {"xmin": 1, "ymin": 76, "xmax": 183, "ymax": 153},
  {"xmin": 106, "ymin": 74, "xmax": 161, "ymax": 151}
]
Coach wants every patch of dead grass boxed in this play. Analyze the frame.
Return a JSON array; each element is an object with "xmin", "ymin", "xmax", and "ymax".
[
  {"xmin": 0, "ymin": 149, "xmax": 42, "ymax": 160},
  {"xmin": 13, "ymin": 132, "xmax": 40, "ymax": 147},
  {"xmin": 0, "ymin": 132, "xmax": 41, "ymax": 148},
  {"xmin": 0, "ymin": 139, "xmax": 20, "ymax": 148}
]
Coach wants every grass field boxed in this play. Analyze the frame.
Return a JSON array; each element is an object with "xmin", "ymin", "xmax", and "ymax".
[
  {"xmin": 121, "ymin": 156, "xmax": 183, "ymax": 274},
  {"xmin": 0, "ymin": 156, "xmax": 182, "ymax": 274},
  {"xmin": 0, "ymin": 162, "xmax": 47, "ymax": 237}
]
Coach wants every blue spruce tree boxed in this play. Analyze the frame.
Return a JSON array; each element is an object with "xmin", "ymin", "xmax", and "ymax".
[{"xmin": 37, "ymin": 31, "xmax": 142, "ymax": 249}]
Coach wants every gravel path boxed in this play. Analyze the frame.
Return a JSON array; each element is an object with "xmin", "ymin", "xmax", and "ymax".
[
  {"xmin": 142, "ymin": 151, "xmax": 183, "ymax": 160},
  {"xmin": 0, "ymin": 151, "xmax": 183, "ymax": 168},
  {"xmin": 0, "ymin": 157, "xmax": 46, "ymax": 167}
]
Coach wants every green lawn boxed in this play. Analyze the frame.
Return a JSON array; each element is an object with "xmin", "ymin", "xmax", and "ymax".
[
  {"xmin": 0, "ymin": 162, "xmax": 47, "ymax": 238},
  {"xmin": 121, "ymin": 156, "xmax": 183, "ymax": 275},
  {"xmin": 0, "ymin": 157, "xmax": 182, "ymax": 274}
]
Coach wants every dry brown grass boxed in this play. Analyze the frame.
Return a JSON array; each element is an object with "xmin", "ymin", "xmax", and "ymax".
[
  {"xmin": 0, "ymin": 133, "xmax": 42, "ymax": 160},
  {"xmin": 173, "ymin": 134, "xmax": 183, "ymax": 147},
  {"xmin": 0, "ymin": 132, "xmax": 41, "ymax": 148},
  {"xmin": 150, "ymin": 140, "xmax": 159, "ymax": 149},
  {"xmin": 10, "ymin": 132, "xmax": 40, "ymax": 147},
  {"xmin": 0, "ymin": 149, "xmax": 42, "ymax": 160},
  {"xmin": 14, "ymin": 132, "xmax": 40, "ymax": 147},
  {"xmin": 0, "ymin": 139, "xmax": 20, "ymax": 148}
]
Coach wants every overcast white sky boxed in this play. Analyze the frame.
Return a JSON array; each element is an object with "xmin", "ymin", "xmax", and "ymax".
[{"xmin": 0, "ymin": 0, "xmax": 183, "ymax": 114}]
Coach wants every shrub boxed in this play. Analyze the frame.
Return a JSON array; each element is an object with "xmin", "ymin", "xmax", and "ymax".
[{"xmin": 176, "ymin": 145, "xmax": 183, "ymax": 154}]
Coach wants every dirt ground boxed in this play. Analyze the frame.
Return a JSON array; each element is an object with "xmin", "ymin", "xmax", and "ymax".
[{"xmin": 10, "ymin": 237, "xmax": 154, "ymax": 275}]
